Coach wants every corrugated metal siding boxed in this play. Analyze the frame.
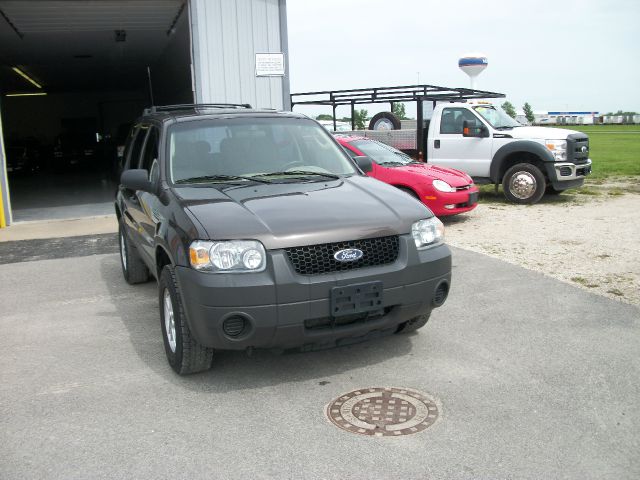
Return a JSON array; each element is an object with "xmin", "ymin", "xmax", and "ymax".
[{"xmin": 190, "ymin": 0, "xmax": 286, "ymax": 109}]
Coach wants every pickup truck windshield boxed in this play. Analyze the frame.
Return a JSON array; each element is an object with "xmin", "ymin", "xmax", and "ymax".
[
  {"xmin": 473, "ymin": 106, "xmax": 521, "ymax": 129},
  {"xmin": 351, "ymin": 139, "xmax": 417, "ymax": 166},
  {"xmin": 169, "ymin": 117, "xmax": 356, "ymax": 184}
]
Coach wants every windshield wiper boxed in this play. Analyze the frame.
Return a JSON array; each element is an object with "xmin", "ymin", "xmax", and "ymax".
[
  {"xmin": 175, "ymin": 174, "xmax": 272, "ymax": 184},
  {"xmin": 255, "ymin": 170, "xmax": 340, "ymax": 180},
  {"xmin": 378, "ymin": 161, "xmax": 406, "ymax": 166},
  {"xmin": 495, "ymin": 125, "xmax": 521, "ymax": 130}
]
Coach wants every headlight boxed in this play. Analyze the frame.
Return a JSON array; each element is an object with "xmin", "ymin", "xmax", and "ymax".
[
  {"xmin": 545, "ymin": 140, "xmax": 567, "ymax": 161},
  {"xmin": 432, "ymin": 179, "xmax": 456, "ymax": 193},
  {"xmin": 411, "ymin": 218, "xmax": 445, "ymax": 249},
  {"xmin": 189, "ymin": 240, "xmax": 266, "ymax": 272}
]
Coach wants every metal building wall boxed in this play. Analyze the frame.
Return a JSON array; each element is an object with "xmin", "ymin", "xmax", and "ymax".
[{"xmin": 189, "ymin": 0, "xmax": 290, "ymax": 110}]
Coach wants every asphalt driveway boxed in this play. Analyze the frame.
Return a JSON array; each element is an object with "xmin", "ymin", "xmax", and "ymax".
[{"xmin": 0, "ymin": 245, "xmax": 638, "ymax": 479}]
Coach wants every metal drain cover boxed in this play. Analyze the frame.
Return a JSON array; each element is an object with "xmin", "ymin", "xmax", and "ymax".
[{"xmin": 326, "ymin": 387, "xmax": 439, "ymax": 436}]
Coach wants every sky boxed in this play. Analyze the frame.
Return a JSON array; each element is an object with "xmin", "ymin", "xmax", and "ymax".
[{"xmin": 286, "ymin": 0, "xmax": 640, "ymax": 118}]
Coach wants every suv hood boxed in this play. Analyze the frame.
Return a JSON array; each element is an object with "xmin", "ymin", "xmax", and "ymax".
[
  {"xmin": 508, "ymin": 126, "xmax": 583, "ymax": 140},
  {"xmin": 174, "ymin": 176, "xmax": 432, "ymax": 249}
]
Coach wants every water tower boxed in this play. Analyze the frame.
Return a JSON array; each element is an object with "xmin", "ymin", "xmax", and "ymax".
[{"xmin": 458, "ymin": 54, "xmax": 488, "ymax": 89}]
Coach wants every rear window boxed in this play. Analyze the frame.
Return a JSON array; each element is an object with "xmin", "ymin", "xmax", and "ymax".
[{"xmin": 168, "ymin": 117, "xmax": 356, "ymax": 183}]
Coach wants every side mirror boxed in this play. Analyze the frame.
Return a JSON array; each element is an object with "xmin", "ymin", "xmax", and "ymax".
[
  {"xmin": 121, "ymin": 169, "xmax": 155, "ymax": 193},
  {"xmin": 354, "ymin": 155, "xmax": 373, "ymax": 173},
  {"xmin": 462, "ymin": 120, "xmax": 488, "ymax": 138}
]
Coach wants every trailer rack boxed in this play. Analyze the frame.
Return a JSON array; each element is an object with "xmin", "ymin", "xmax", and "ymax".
[{"xmin": 291, "ymin": 84, "xmax": 504, "ymax": 156}]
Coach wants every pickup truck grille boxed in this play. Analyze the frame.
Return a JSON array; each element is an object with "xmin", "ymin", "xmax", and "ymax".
[
  {"xmin": 567, "ymin": 133, "xmax": 589, "ymax": 162},
  {"xmin": 285, "ymin": 236, "xmax": 400, "ymax": 275}
]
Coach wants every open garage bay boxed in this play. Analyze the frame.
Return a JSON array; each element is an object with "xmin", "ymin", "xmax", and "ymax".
[
  {"xmin": 0, "ymin": 0, "xmax": 192, "ymax": 222},
  {"xmin": 0, "ymin": 246, "xmax": 637, "ymax": 479}
]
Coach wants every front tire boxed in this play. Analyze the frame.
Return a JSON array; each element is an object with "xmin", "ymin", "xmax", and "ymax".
[
  {"xmin": 119, "ymin": 221, "xmax": 149, "ymax": 284},
  {"xmin": 159, "ymin": 265, "xmax": 214, "ymax": 375},
  {"xmin": 396, "ymin": 313, "xmax": 430, "ymax": 334},
  {"xmin": 502, "ymin": 163, "xmax": 546, "ymax": 204}
]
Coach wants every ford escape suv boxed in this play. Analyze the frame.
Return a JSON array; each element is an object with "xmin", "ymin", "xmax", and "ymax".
[{"xmin": 116, "ymin": 104, "xmax": 452, "ymax": 375}]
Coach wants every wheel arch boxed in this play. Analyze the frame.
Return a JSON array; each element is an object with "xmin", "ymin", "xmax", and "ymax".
[
  {"xmin": 155, "ymin": 244, "xmax": 174, "ymax": 280},
  {"xmin": 490, "ymin": 141, "xmax": 554, "ymax": 183},
  {"xmin": 393, "ymin": 184, "xmax": 420, "ymax": 198}
]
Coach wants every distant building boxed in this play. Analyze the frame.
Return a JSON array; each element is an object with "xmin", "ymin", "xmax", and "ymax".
[{"xmin": 515, "ymin": 111, "xmax": 600, "ymax": 125}]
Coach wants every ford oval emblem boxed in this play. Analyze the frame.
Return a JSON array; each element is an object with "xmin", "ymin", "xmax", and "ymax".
[{"xmin": 334, "ymin": 248, "xmax": 363, "ymax": 262}]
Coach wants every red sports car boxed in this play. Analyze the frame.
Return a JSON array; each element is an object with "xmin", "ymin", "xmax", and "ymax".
[{"xmin": 335, "ymin": 135, "xmax": 479, "ymax": 217}]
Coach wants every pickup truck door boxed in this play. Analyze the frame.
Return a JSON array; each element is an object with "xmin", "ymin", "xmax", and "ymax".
[{"xmin": 429, "ymin": 107, "xmax": 493, "ymax": 177}]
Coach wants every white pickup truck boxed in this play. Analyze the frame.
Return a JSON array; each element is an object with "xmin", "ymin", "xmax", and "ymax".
[
  {"xmin": 292, "ymin": 85, "xmax": 593, "ymax": 205},
  {"xmin": 364, "ymin": 102, "xmax": 593, "ymax": 204}
]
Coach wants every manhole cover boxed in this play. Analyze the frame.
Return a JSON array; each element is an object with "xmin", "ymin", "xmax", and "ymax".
[{"xmin": 325, "ymin": 387, "xmax": 439, "ymax": 436}]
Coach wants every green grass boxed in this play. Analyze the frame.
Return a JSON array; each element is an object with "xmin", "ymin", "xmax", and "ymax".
[{"xmin": 555, "ymin": 124, "xmax": 640, "ymax": 178}]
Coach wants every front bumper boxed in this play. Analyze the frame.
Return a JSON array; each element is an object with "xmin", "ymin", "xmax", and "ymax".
[
  {"xmin": 175, "ymin": 235, "xmax": 451, "ymax": 350},
  {"xmin": 427, "ymin": 186, "xmax": 479, "ymax": 217},
  {"xmin": 546, "ymin": 159, "xmax": 592, "ymax": 189}
]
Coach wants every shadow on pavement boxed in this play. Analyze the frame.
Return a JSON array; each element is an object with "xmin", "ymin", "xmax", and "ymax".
[{"xmin": 99, "ymin": 255, "xmax": 415, "ymax": 393}]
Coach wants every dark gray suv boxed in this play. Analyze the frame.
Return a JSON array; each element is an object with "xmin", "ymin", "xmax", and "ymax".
[{"xmin": 116, "ymin": 104, "xmax": 451, "ymax": 375}]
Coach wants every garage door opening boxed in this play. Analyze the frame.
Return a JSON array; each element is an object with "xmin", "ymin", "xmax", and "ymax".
[{"xmin": 0, "ymin": 0, "xmax": 193, "ymax": 222}]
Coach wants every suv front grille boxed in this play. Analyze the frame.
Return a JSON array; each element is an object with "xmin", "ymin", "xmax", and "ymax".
[{"xmin": 285, "ymin": 236, "xmax": 400, "ymax": 275}]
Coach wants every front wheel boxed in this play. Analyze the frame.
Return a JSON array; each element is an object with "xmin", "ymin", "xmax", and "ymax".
[
  {"xmin": 396, "ymin": 313, "xmax": 430, "ymax": 334},
  {"xmin": 502, "ymin": 163, "xmax": 546, "ymax": 204},
  {"xmin": 159, "ymin": 265, "xmax": 214, "ymax": 375}
]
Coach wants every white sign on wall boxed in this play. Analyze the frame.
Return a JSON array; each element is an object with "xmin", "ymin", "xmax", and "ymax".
[{"xmin": 255, "ymin": 53, "xmax": 285, "ymax": 77}]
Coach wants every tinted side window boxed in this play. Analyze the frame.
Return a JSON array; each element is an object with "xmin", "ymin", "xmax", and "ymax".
[
  {"xmin": 140, "ymin": 127, "xmax": 160, "ymax": 183},
  {"xmin": 128, "ymin": 125, "xmax": 149, "ymax": 169},
  {"xmin": 122, "ymin": 125, "xmax": 139, "ymax": 170},
  {"xmin": 343, "ymin": 146, "xmax": 358, "ymax": 158},
  {"xmin": 140, "ymin": 127, "xmax": 159, "ymax": 170},
  {"xmin": 440, "ymin": 108, "xmax": 482, "ymax": 134}
]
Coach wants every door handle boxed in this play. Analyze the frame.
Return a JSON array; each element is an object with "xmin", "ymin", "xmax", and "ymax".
[{"xmin": 434, "ymin": 140, "xmax": 440, "ymax": 149}]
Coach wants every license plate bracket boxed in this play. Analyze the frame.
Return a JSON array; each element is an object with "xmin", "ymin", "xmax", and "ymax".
[
  {"xmin": 330, "ymin": 281, "xmax": 383, "ymax": 317},
  {"xmin": 468, "ymin": 191, "xmax": 479, "ymax": 205}
]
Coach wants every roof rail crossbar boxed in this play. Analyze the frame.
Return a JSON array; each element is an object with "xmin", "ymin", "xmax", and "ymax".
[{"xmin": 143, "ymin": 103, "xmax": 252, "ymax": 115}]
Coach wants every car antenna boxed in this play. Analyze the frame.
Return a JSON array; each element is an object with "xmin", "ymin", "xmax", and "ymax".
[{"xmin": 147, "ymin": 66, "xmax": 155, "ymax": 107}]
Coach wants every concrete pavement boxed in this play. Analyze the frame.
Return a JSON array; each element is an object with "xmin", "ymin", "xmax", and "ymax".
[{"xmin": 0, "ymin": 247, "xmax": 638, "ymax": 479}]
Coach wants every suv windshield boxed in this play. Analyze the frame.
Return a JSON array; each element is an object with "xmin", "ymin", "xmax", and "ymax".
[
  {"xmin": 169, "ymin": 117, "xmax": 356, "ymax": 184},
  {"xmin": 473, "ymin": 106, "xmax": 521, "ymax": 129},
  {"xmin": 350, "ymin": 139, "xmax": 417, "ymax": 166}
]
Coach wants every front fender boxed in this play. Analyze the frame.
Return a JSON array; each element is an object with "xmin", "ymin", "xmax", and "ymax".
[
  {"xmin": 156, "ymin": 222, "xmax": 189, "ymax": 268},
  {"xmin": 490, "ymin": 140, "xmax": 554, "ymax": 183}
]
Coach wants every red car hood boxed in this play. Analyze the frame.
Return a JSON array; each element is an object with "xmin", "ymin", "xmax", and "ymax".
[{"xmin": 394, "ymin": 163, "xmax": 473, "ymax": 187}]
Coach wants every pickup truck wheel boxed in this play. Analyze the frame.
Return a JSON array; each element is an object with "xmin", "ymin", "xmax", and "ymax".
[
  {"xmin": 396, "ymin": 313, "xmax": 430, "ymax": 334},
  {"xmin": 119, "ymin": 221, "xmax": 149, "ymax": 284},
  {"xmin": 502, "ymin": 163, "xmax": 546, "ymax": 204},
  {"xmin": 159, "ymin": 265, "xmax": 214, "ymax": 375}
]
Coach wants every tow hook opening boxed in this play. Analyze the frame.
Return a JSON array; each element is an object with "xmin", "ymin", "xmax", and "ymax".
[{"xmin": 433, "ymin": 281, "xmax": 449, "ymax": 307}]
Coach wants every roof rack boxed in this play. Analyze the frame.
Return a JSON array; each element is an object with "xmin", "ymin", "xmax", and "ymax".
[
  {"xmin": 143, "ymin": 103, "xmax": 252, "ymax": 115},
  {"xmin": 290, "ymin": 83, "xmax": 505, "ymax": 156}
]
